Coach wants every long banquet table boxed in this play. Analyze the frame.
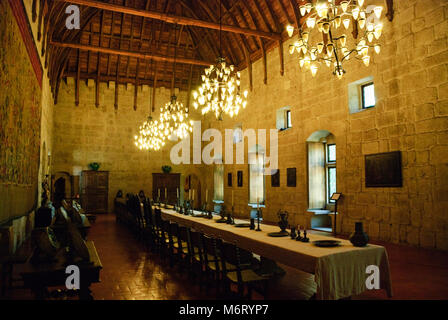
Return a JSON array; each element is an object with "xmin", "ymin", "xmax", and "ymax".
[{"xmin": 158, "ymin": 207, "xmax": 393, "ymax": 300}]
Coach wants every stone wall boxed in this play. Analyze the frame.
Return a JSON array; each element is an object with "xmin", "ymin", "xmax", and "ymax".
[
  {"xmin": 22, "ymin": 0, "xmax": 55, "ymax": 207},
  {"xmin": 0, "ymin": 0, "xmax": 42, "ymax": 224},
  {"xmin": 0, "ymin": 0, "xmax": 52, "ymax": 254},
  {"xmin": 53, "ymin": 80, "xmax": 209, "ymax": 211},
  {"xmin": 202, "ymin": 0, "xmax": 448, "ymax": 250},
  {"xmin": 51, "ymin": 0, "xmax": 448, "ymax": 250}
]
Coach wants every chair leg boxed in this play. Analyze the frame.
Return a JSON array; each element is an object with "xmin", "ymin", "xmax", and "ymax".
[{"xmin": 237, "ymin": 283, "xmax": 245, "ymax": 299}]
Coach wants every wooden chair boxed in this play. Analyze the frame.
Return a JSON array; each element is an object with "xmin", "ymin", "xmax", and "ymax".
[
  {"xmin": 219, "ymin": 241, "xmax": 271, "ymax": 299},
  {"xmin": 202, "ymin": 235, "xmax": 224, "ymax": 292},
  {"xmin": 126, "ymin": 194, "xmax": 142, "ymax": 237},
  {"xmin": 175, "ymin": 226, "xmax": 191, "ymax": 269},
  {"xmin": 160, "ymin": 219, "xmax": 173, "ymax": 263},
  {"xmin": 141, "ymin": 198, "xmax": 157, "ymax": 251},
  {"xmin": 153, "ymin": 208, "xmax": 165, "ymax": 253},
  {"xmin": 189, "ymin": 230, "xmax": 205, "ymax": 282}
]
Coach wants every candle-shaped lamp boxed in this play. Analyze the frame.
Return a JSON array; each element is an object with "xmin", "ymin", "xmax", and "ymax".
[
  {"xmin": 165, "ymin": 188, "xmax": 167, "ymax": 200},
  {"xmin": 177, "ymin": 188, "xmax": 179, "ymax": 198}
]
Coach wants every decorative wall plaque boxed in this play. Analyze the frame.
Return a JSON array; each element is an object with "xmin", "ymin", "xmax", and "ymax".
[
  {"xmin": 227, "ymin": 172, "xmax": 232, "ymax": 187},
  {"xmin": 237, "ymin": 171, "xmax": 243, "ymax": 187},
  {"xmin": 271, "ymin": 169, "xmax": 280, "ymax": 187},
  {"xmin": 287, "ymin": 168, "xmax": 296, "ymax": 187},
  {"xmin": 365, "ymin": 151, "xmax": 402, "ymax": 187}
]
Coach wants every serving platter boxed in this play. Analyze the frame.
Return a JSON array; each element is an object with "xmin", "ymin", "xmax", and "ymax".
[{"xmin": 312, "ymin": 240, "xmax": 342, "ymax": 247}]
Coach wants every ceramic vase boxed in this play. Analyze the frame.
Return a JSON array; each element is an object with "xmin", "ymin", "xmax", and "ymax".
[{"xmin": 349, "ymin": 222, "xmax": 369, "ymax": 247}]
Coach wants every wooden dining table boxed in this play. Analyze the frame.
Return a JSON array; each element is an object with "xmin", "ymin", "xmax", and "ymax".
[{"xmin": 158, "ymin": 206, "xmax": 393, "ymax": 300}]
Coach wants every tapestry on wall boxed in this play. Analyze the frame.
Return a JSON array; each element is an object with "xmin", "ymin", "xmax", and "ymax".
[{"xmin": 0, "ymin": 0, "xmax": 42, "ymax": 223}]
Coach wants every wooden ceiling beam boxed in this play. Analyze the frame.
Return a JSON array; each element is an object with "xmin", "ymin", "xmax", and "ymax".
[
  {"xmin": 81, "ymin": 30, "xmax": 197, "ymax": 50},
  {"xmin": 278, "ymin": 0, "xmax": 292, "ymax": 26},
  {"xmin": 196, "ymin": 0, "xmax": 238, "ymax": 65},
  {"xmin": 261, "ymin": 0, "xmax": 285, "ymax": 76},
  {"xmin": 177, "ymin": 0, "xmax": 220, "ymax": 62},
  {"xmin": 237, "ymin": 3, "xmax": 266, "ymax": 85},
  {"xmin": 115, "ymin": 4, "xmax": 126, "ymax": 110},
  {"xmin": 75, "ymin": 49, "xmax": 80, "ymax": 106},
  {"xmin": 57, "ymin": 0, "xmax": 281, "ymax": 41},
  {"xmin": 50, "ymin": 41, "xmax": 213, "ymax": 66},
  {"xmin": 65, "ymin": 72, "xmax": 194, "ymax": 89},
  {"xmin": 51, "ymin": 7, "xmax": 100, "ymax": 104},
  {"xmin": 32, "ymin": 0, "xmax": 38, "ymax": 22},
  {"xmin": 250, "ymin": 0, "xmax": 273, "ymax": 33},
  {"xmin": 220, "ymin": 0, "xmax": 253, "ymax": 91},
  {"xmin": 96, "ymin": 10, "xmax": 105, "ymax": 108}
]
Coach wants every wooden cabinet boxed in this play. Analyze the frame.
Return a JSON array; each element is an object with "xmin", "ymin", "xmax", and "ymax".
[
  {"xmin": 152, "ymin": 173, "xmax": 180, "ymax": 204},
  {"xmin": 80, "ymin": 171, "xmax": 109, "ymax": 214}
]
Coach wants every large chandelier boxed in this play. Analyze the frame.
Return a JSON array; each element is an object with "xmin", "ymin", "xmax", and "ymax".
[
  {"xmin": 192, "ymin": 58, "xmax": 248, "ymax": 120},
  {"xmin": 134, "ymin": 115, "xmax": 166, "ymax": 151},
  {"xmin": 286, "ymin": 0, "xmax": 384, "ymax": 79},
  {"xmin": 192, "ymin": 0, "xmax": 248, "ymax": 120},
  {"xmin": 159, "ymin": 94, "xmax": 193, "ymax": 140},
  {"xmin": 157, "ymin": 24, "xmax": 193, "ymax": 140}
]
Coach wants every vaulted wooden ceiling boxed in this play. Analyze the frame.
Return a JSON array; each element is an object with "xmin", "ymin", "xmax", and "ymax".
[{"xmin": 33, "ymin": 0, "xmax": 313, "ymax": 108}]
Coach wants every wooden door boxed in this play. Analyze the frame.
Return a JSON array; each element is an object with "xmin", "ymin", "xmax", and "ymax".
[{"xmin": 81, "ymin": 171, "xmax": 109, "ymax": 214}]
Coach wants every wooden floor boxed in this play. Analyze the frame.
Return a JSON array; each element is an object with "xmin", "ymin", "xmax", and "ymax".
[{"xmin": 6, "ymin": 214, "xmax": 448, "ymax": 300}]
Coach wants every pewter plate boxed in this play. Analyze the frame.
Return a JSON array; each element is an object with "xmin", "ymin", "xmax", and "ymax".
[
  {"xmin": 312, "ymin": 240, "xmax": 341, "ymax": 247},
  {"xmin": 234, "ymin": 223, "xmax": 251, "ymax": 228},
  {"xmin": 268, "ymin": 231, "xmax": 289, "ymax": 237}
]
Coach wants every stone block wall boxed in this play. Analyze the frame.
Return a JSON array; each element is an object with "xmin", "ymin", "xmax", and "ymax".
[
  {"xmin": 53, "ymin": 80, "xmax": 209, "ymax": 211},
  {"xmin": 52, "ymin": 0, "xmax": 448, "ymax": 250},
  {"xmin": 201, "ymin": 0, "xmax": 448, "ymax": 249}
]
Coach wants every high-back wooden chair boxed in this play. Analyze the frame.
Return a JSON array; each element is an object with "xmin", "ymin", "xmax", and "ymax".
[
  {"xmin": 189, "ymin": 230, "xmax": 205, "ymax": 281},
  {"xmin": 202, "ymin": 235, "xmax": 223, "ymax": 292},
  {"xmin": 219, "ymin": 241, "xmax": 271, "ymax": 299}
]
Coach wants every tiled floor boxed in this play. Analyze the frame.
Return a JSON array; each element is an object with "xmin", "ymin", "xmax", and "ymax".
[{"xmin": 5, "ymin": 214, "xmax": 448, "ymax": 300}]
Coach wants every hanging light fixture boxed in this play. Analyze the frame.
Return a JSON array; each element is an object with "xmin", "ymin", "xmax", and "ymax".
[
  {"xmin": 134, "ymin": 115, "xmax": 166, "ymax": 151},
  {"xmin": 134, "ymin": 81, "xmax": 167, "ymax": 151},
  {"xmin": 159, "ymin": 94, "xmax": 193, "ymax": 140},
  {"xmin": 158, "ymin": 24, "xmax": 193, "ymax": 140},
  {"xmin": 192, "ymin": 0, "xmax": 248, "ymax": 120},
  {"xmin": 286, "ymin": 0, "xmax": 384, "ymax": 79}
]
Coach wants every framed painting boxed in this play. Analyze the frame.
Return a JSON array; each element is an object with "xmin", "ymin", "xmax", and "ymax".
[
  {"xmin": 227, "ymin": 172, "xmax": 232, "ymax": 187},
  {"xmin": 287, "ymin": 168, "xmax": 296, "ymax": 187},
  {"xmin": 237, "ymin": 171, "xmax": 243, "ymax": 187},
  {"xmin": 271, "ymin": 169, "xmax": 280, "ymax": 187},
  {"xmin": 365, "ymin": 151, "xmax": 402, "ymax": 187}
]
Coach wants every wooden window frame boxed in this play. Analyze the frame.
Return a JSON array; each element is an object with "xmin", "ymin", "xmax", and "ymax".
[{"xmin": 361, "ymin": 82, "xmax": 375, "ymax": 109}]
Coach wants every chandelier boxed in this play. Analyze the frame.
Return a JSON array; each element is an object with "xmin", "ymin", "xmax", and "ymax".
[
  {"xmin": 134, "ymin": 115, "xmax": 166, "ymax": 151},
  {"xmin": 157, "ymin": 24, "xmax": 193, "ymax": 140},
  {"xmin": 192, "ymin": 58, "xmax": 248, "ymax": 120},
  {"xmin": 159, "ymin": 94, "xmax": 193, "ymax": 140},
  {"xmin": 192, "ymin": 0, "xmax": 248, "ymax": 120},
  {"xmin": 286, "ymin": 0, "xmax": 384, "ymax": 79}
]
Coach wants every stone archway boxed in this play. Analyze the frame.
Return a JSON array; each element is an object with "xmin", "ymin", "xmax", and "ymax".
[{"xmin": 306, "ymin": 130, "xmax": 337, "ymax": 233}]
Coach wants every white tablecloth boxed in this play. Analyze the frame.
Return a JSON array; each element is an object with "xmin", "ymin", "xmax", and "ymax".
[{"xmin": 158, "ymin": 207, "xmax": 393, "ymax": 300}]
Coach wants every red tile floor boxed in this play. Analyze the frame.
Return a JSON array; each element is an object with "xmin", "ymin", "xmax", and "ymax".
[{"xmin": 5, "ymin": 214, "xmax": 448, "ymax": 300}]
